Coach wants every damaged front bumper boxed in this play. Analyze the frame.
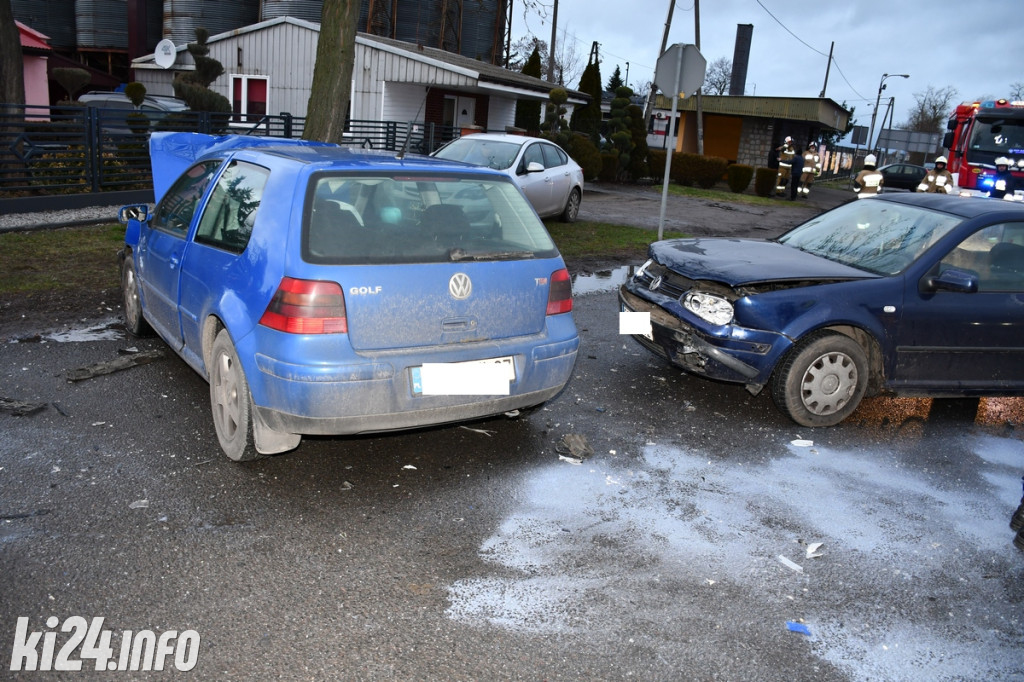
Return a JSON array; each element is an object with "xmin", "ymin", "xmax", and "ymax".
[{"xmin": 619, "ymin": 285, "xmax": 787, "ymax": 392}]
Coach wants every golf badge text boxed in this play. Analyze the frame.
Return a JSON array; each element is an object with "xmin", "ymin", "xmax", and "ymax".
[{"xmin": 9, "ymin": 616, "xmax": 200, "ymax": 672}]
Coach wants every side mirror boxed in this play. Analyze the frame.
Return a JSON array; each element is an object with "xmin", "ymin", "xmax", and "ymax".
[
  {"xmin": 942, "ymin": 131, "xmax": 954, "ymax": 149},
  {"xmin": 525, "ymin": 161, "xmax": 545, "ymax": 174},
  {"xmin": 923, "ymin": 267, "xmax": 978, "ymax": 294},
  {"xmin": 119, "ymin": 204, "xmax": 150, "ymax": 223}
]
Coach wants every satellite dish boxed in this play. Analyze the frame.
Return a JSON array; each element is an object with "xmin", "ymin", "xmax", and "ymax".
[{"xmin": 154, "ymin": 39, "xmax": 177, "ymax": 69}]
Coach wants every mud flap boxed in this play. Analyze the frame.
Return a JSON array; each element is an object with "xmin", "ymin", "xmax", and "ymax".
[{"xmin": 252, "ymin": 403, "xmax": 301, "ymax": 455}]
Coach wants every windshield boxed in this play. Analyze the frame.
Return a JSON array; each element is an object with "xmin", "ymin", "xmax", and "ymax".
[
  {"xmin": 303, "ymin": 172, "xmax": 557, "ymax": 264},
  {"xmin": 969, "ymin": 116, "xmax": 1024, "ymax": 156},
  {"xmin": 778, "ymin": 200, "xmax": 961, "ymax": 275},
  {"xmin": 432, "ymin": 138, "xmax": 522, "ymax": 171}
]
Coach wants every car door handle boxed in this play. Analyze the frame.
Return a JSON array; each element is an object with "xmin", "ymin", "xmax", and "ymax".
[{"xmin": 169, "ymin": 254, "xmax": 181, "ymax": 269}]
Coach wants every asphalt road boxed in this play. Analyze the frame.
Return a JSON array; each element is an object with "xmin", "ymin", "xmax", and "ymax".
[{"xmin": 1, "ymin": 187, "xmax": 1023, "ymax": 680}]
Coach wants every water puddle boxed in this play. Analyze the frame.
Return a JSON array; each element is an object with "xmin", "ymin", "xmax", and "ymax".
[
  {"xmin": 13, "ymin": 319, "xmax": 124, "ymax": 343},
  {"xmin": 571, "ymin": 265, "xmax": 631, "ymax": 295}
]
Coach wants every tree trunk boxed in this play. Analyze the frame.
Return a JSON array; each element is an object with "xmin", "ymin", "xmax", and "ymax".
[
  {"xmin": 0, "ymin": 0, "xmax": 25, "ymax": 108},
  {"xmin": 303, "ymin": 0, "xmax": 360, "ymax": 143}
]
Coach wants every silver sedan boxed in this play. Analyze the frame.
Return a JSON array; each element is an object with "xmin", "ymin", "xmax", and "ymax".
[{"xmin": 432, "ymin": 133, "xmax": 584, "ymax": 222}]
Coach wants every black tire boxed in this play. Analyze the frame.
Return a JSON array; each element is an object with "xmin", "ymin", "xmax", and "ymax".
[
  {"xmin": 209, "ymin": 329, "xmax": 262, "ymax": 462},
  {"xmin": 771, "ymin": 332, "xmax": 868, "ymax": 427},
  {"xmin": 559, "ymin": 187, "xmax": 581, "ymax": 223},
  {"xmin": 121, "ymin": 253, "xmax": 152, "ymax": 337}
]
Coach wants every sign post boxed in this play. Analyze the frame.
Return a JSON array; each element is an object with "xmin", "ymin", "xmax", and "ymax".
[{"xmin": 655, "ymin": 44, "xmax": 706, "ymax": 239}]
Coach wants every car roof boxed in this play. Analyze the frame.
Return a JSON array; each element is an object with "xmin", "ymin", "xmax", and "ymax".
[
  {"xmin": 150, "ymin": 132, "xmax": 510, "ymax": 201},
  {"xmin": 871, "ymin": 191, "xmax": 1024, "ymax": 219}
]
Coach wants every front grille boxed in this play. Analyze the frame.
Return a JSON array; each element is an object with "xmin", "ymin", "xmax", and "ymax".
[{"xmin": 632, "ymin": 261, "xmax": 693, "ymax": 299}]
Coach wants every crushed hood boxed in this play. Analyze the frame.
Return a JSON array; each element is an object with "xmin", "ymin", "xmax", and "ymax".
[{"xmin": 651, "ymin": 238, "xmax": 878, "ymax": 286}]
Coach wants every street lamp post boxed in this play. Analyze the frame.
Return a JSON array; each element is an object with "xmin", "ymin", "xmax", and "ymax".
[{"xmin": 868, "ymin": 73, "xmax": 909, "ymax": 155}]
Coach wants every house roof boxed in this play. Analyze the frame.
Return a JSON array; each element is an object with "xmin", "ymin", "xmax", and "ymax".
[
  {"xmin": 18, "ymin": 21, "xmax": 52, "ymax": 52},
  {"xmin": 131, "ymin": 15, "xmax": 588, "ymax": 104}
]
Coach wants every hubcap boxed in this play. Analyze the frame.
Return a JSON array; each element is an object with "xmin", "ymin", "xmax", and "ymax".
[
  {"xmin": 212, "ymin": 350, "xmax": 241, "ymax": 440},
  {"xmin": 800, "ymin": 351, "xmax": 857, "ymax": 416}
]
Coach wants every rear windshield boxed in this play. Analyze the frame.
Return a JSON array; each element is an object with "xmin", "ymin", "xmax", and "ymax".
[{"xmin": 302, "ymin": 172, "xmax": 558, "ymax": 264}]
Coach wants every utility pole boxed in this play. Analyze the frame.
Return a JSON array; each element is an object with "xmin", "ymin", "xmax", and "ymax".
[
  {"xmin": 694, "ymin": 0, "xmax": 704, "ymax": 155},
  {"xmin": 547, "ymin": 0, "xmax": 559, "ymax": 83},
  {"xmin": 819, "ymin": 42, "xmax": 833, "ymax": 98},
  {"xmin": 642, "ymin": 0, "xmax": 676, "ymax": 123}
]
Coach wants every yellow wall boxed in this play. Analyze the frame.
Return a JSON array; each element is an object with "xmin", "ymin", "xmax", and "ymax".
[{"xmin": 676, "ymin": 112, "xmax": 742, "ymax": 161}]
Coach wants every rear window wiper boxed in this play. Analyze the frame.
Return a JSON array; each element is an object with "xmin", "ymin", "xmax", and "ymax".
[{"xmin": 449, "ymin": 248, "xmax": 534, "ymax": 261}]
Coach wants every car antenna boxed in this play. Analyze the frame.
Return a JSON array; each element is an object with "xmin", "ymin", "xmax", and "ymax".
[{"xmin": 396, "ymin": 84, "xmax": 431, "ymax": 160}]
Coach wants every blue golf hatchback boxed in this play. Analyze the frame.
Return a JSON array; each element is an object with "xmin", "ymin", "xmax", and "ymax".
[
  {"xmin": 619, "ymin": 193, "xmax": 1024, "ymax": 427},
  {"xmin": 120, "ymin": 132, "xmax": 578, "ymax": 460}
]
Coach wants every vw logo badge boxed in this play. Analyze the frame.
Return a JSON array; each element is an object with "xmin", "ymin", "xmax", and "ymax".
[
  {"xmin": 449, "ymin": 273, "xmax": 472, "ymax": 300},
  {"xmin": 649, "ymin": 275, "xmax": 663, "ymax": 291}
]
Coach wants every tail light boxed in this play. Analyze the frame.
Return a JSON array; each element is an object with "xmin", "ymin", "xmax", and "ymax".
[
  {"xmin": 546, "ymin": 268, "xmax": 573, "ymax": 315},
  {"xmin": 259, "ymin": 277, "xmax": 347, "ymax": 334}
]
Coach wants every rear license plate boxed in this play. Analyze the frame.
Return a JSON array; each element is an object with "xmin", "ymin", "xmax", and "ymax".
[{"xmin": 412, "ymin": 356, "xmax": 515, "ymax": 396}]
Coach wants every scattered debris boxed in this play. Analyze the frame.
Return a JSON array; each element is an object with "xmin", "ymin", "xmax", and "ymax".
[
  {"xmin": 503, "ymin": 409, "xmax": 520, "ymax": 418},
  {"xmin": 786, "ymin": 621, "xmax": 812, "ymax": 636},
  {"xmin": 459, "ymin": 425, "xmax": 495, "ymax": 436},
  {"xmin": 129, "ymin": 499, "xmax": 149, "ymax": 509},
  {"xmin": 778, "ymin": 555, "xmax": 804, "ymax": 573},
  {"xmin": 402, "ymin": 465, "xmax": 417, "ymax": 470},
  {"xmin": 0, "ymin": 509, "xmax": 52, "ymax": 521},
  {"xmin": 556, "ymin": 433, "xmax": 593, "ymax": 464},
  {"xmin": 340, "ymin": 481, "xmax": 354, "ymax": 491},
  {"xmin": 117, "ymin": 346, "xmax": 140, "ymax": 355},
  {"xmin": 805, "ymin": 542, "xmax": 825, "ymax": 559},
  {"xmin": 0, "ymin": 397, "xmax": 47, "ymax": 416},
  {"xmin": 791, "ymin": 439, "xmax": 814, "ymax": 447},
  {"xmin": 66, "ymin": 349, "xmax": 165, "ymax": 382}
]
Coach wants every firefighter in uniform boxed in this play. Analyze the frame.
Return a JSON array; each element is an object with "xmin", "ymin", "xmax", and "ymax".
[
  {"xmin": 775, "ymin": 137, "xmax": 796, "ymax": 196},
  {"xmin": 798, "ymin": 142, "xmax": 821, "ymax": 198},
  {"xmin": 916, "ymin": 156, "xmax": 954, "ymax": 193},
  {"xmin": 988, "ymin": 157, "xmax": 1019, "ymax": 199},
  {"xmin": 853, "ymin": 154, "xmax": 883, "ymax": 198}
]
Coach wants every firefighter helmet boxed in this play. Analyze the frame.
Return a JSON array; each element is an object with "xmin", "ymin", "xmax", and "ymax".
[
  {"xmin": 935, "ymin": 156, "xmax": 948, "ymax": 165},
  {"xmin": 996, "ymin": 156, "xmax": 1011, "ymax": 167},
  {"xmin": 865, "ymin": 154, "xmax": 877, "ymax": 166}
]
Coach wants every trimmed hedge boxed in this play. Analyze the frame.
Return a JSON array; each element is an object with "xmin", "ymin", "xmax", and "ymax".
[
  {"xmin": 599, "ymin": 152, "xmax": 619, "ymax": 182},
  {"xmin": 726, "ymin": 163, "xmax": 754, "ymax": 193},
  {"xmin": 754, "ymin": 167, "xmax": 776, "ymax": 197}
]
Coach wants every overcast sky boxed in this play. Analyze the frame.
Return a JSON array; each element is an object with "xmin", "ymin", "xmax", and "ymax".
[{"xmin": 512, "ymin": 0, "xmax": 1024, "ymax": 129}]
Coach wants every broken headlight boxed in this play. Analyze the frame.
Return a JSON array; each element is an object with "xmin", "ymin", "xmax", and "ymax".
[{"xmin": 683, "ymin": 291, "xmax": 734, "ymax": 326}]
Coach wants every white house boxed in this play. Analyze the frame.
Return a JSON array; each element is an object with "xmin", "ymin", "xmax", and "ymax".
[{"xmin": 131, "ymin": 16, "xmax": 587, "ymax": 131}]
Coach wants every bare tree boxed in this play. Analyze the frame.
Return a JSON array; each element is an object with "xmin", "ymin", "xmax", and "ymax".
[
  {"xmin": 303, "ymin": 0, "xmax": 360, "ymax": 143},
  {"xmin": 1010, "ymin": 81, "xmax": 1024, "ymax": 100},
  {"xmin": 703, "ymin": 57, "xmax": 732, "ymax": 96},
  {"xmin": 506, "ymin": 33, "xmax": 583, "ymax": 88},
  {"xmin": 899, "ymin": 85, "xmax": 959, "ymax": 134}
]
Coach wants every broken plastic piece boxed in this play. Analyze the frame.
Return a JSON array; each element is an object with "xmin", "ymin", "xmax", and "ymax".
[
  {"xmin": 66, "ymin": 349, "xmax": 165, "ymax": 382},
  {"xmin": 778, "ymin": 555, "xmax": 804, "ymax": 573},
  {"xmin": 555, "ymin": 433, "xmax": 593, "ymax": 464},
  {"xmin": 129, "ymin": 499, "xmax": 149, "ymax": 509},
  {"xmin": 786, "ymin": 621, "xmax": 811, "ymax": 636},
  {"xmin": 0, "ymin": 397, "xmax": 47, "ymax": 416},
  {"xmin": 790, "ymin": 439, "xmax": 814, "ymax": 447},
  {"xmin": 806, "ymin": 542, "xmax": 825, "ymax": 558}
]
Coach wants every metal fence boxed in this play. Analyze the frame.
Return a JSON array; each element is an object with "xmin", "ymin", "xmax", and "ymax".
[{"xmin": 0, "ymin": 104, "xmax": 464, "ymax": 213}]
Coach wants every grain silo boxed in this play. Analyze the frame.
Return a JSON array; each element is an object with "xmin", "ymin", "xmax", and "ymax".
[{"xmin": 163, "ymin": 0, "xmax": 260, "ymax": 45}]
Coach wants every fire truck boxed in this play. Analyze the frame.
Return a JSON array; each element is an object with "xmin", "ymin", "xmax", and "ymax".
[{"xmin": 944, "ymin": 99, "xmax": 1024, "ymax": 194}]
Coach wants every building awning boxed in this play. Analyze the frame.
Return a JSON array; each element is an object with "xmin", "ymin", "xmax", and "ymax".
[
  {"xmin": 18, "ymin": 21, "xmax": 52, "ymax": 52},
  {"xmin": 655, "ymin": 94, "xmax": 850, "ymax": 131}
]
